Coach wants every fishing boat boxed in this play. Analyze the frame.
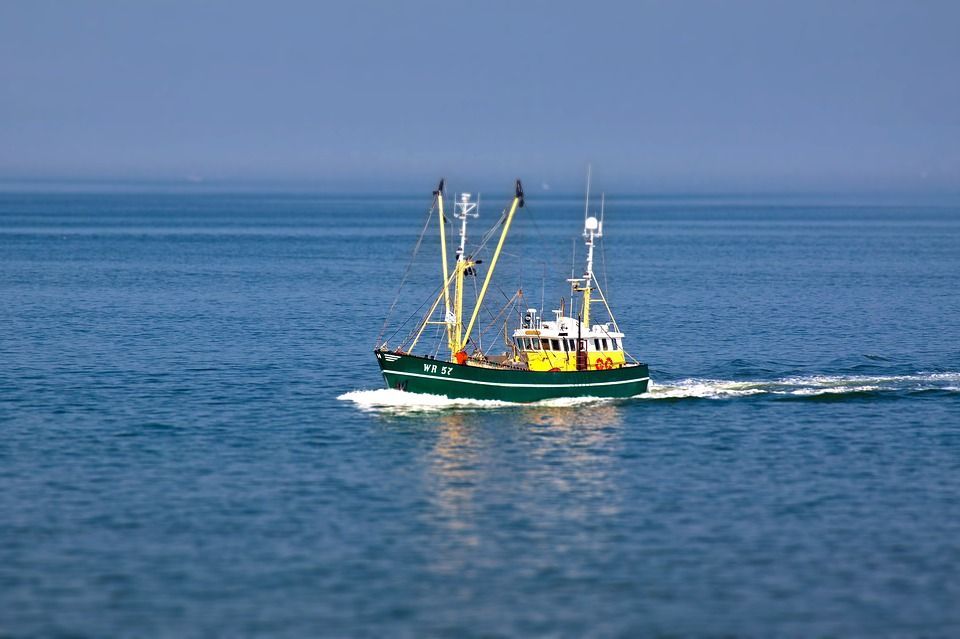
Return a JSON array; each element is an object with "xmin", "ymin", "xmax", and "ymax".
[{"xmin": 374, "ymin": 177, "xmax": 649, "ymax": 402}]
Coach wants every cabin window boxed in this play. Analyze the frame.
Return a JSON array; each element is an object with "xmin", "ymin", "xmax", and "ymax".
[
  {"xmin": 541, "ymin": 338, "xmax": 551, "ymax": 350},
  {"xmin": 566, "ymin": 339, "xmax": 575, "ymax": 351},
  {"xmin": 594, "ymin": 338, "xmax": 601, "ymax": 350},
  {"xmin": 611, "ymin": 338, "xmax": 619, "ymax": 350},
  {"xmin": 515, "ymin": 338, "xmax": 522, "ymax": 350},
  {"xmin": 551, "ymin": 339, "xmax": 561, "ymax": 351},
  {"xmin": 601, "ymin": 338, "xmax": 609, "ymax": 350}
]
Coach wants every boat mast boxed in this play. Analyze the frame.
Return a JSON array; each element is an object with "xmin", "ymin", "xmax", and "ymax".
[
  {"xmin": 450, "ymin": 191, "xmax": 478, "ymax": 360},
  {"xmin": 583, "ymin": 163, "xmax": 592, "ymax": 227},
  {"xmin": 582, "ymin": 215, "xmax": 599, "ymax": 328},
  {"xmin": 435, "ymin": 179, "xmax": 453, "ymax": 349},
  {"xmin": 570, "ymin": 167, "xmax": 602, "ymax": 329},
  {"xmin": 460, "ymin": 180, "xmax": 524, "ymax": 356}
]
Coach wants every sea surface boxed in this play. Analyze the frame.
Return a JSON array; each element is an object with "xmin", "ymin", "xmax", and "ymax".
[{"xmin": 2, "ymin": 189, "xmax": 959, "ymax": 637}]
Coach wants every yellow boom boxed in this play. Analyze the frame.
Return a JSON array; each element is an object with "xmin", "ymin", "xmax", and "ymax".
[
  {"xmin": 435, "ymin": 180, "xmax": 453, "ymax": 351},
  {"xmin": 461, "ymin": 180, "xmax": 524, "ymax": 353}
]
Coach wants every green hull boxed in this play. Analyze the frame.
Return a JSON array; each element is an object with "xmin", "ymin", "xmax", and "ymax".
[{"xmin": 375, "ymin": 350, "xmax": 649, "ymax": 402}]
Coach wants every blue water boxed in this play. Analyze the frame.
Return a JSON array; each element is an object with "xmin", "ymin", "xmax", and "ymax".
[{"xmin": 2, "ymin": 190, "xmax": 959, "ymax": 637}]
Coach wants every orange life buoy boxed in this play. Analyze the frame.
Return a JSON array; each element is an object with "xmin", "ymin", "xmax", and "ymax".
[
  {"xmin": 605, "ymin": 357, "xmax": 614, "ymax": 368},
  {"xmin": 595, "ymin": 359, "xmax": 605, "ymax": 370}
]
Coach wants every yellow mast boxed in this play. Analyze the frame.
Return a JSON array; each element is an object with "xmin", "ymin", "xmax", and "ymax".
[
  {"xmin": 435, "ymin": 180, "xmax": 453, "ymax": 350},
  {"xmin": 461, "ymin": 180, "xmax": 524, "ymax": 353},
  {"xmin": 453, "ymin": 256, "xmax": 470, "ymax": 356},
  {"xmin": 582, "ymin": 284, "xmax": 592, "ymax": 329}
]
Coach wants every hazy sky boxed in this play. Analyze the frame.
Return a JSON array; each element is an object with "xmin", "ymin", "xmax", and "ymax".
[{"xmin": 1, "ymin": 0, "xmax": 958, "ymax": 191}]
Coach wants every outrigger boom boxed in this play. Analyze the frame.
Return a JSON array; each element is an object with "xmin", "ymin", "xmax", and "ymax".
[{"xmin": 460, "ymin": 180, "xmax": 523, "ymax": 360}]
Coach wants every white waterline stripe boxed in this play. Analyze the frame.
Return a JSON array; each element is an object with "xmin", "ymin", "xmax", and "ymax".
[{"xmin": 382, "ymin": 369, "xmax": 649, "ymax": 389}]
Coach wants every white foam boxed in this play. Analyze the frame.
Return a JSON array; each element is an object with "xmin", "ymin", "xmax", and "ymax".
[
  {"xmin": 337, "ymin": 388, "xmax": 518, "ymax": 413},
  {"xmin": 534, "ymin": 395, "xmax": 617, "ymax": 407},
  {"xmin": 641, "ymin": 379, "xmax": 766, "ymax": 399},
  {"xmin": 923, "ymin": 372, "xmax": 960, "ymax": 381},
  {"xmin": 339, "ymin": 372, "xmax": 960, "ymax": 411},
  {"xmin": 786, "ymin": 385, "xmax": 881, "ymax": 396},
  {"xmin": 636, "ymin": 372, "xmax": 960, "ymax": 401},
  {"xmin": 337, "ymin": 388, "xmax": 619, "ymax": 413}
]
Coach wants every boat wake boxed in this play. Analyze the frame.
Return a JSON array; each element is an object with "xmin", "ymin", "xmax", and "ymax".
[
  {"xmin": 338, "ymin": 372, "xmax": 960, "ymax": 412},
  {"xmin": 336, "ymin": 388, "xmax": 617, "ymax": 413},
  {"xmin": 645, "ymin": 372, "xmax": 960, "ymax": 400}
]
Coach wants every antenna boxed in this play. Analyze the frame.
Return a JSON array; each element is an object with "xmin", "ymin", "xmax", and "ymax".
[
  {"xmin": 600, "ymin": 192, "xmax": 609, "ymax": 294},
  {"xmin": 540, "ymin": 264, "xmax": 546, "ymax": 320},
  {"xmin": 570, "ymin": 237, "xmax": 578, "ymax": 318},
  {"xmin": 599, "ymin": 192, "xmax": 605, "ymax": 237},
  {"xmin": 571, "ymin": 237, "xmax": 576, "ymax": 280},
  {"xmin": 583, "ymin": 163, "xmax": 592, "ymax": 227}
]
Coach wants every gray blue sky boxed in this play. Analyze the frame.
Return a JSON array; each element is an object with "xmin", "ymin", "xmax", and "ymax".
[{"xmin": 1, "ymin": 0, "xmax": 958, "ymax": 192}]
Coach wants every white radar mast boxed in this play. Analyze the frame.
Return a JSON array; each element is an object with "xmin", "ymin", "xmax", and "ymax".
[
  {"xmin": 567, "ymin": 165, "xmax": 605, "ymax": 328},
  {"xmin": 454, "ymin": 192, "xmax": 479, "ymax": 263}
]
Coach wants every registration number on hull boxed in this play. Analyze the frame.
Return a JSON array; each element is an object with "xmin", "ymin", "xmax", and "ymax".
[{"xmin": 423, "ymin": 363, "xmax": 453, "ymax": 376}]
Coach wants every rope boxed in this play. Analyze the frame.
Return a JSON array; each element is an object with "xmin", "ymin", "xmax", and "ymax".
[
  {"xmin": 476, "ymin": 289, "xmax": 521, "ymax": 353},
  {"xmin": 589, "ymin": 283, "xmax": 639, "ymax": 365},
  {"xmin": 592, "ymin": 280, "xmax": 621, "ymax": 334},
  {"xmin": 385, "ymin": 276, "xmax": 448, "ymax": 349},
  {"xmin": 375, "ymin": 197, "xmax": 437, "ymax": 347},
  {"xmin": 600, "ymin": 233, "xmax": 610, "ymax": 294},
  {"xmin": 473, "ymin": 208, "xmax": 508, "ymax": 256},
  {"xmin": 472, "ymin": 272, "xmax": 480, "ymax": 352}
]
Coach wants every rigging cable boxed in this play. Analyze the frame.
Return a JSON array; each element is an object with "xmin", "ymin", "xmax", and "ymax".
[
  {"xmin": 386, "ymin": 275, "xmax": 449, "ymax": 350},
  {"xmin": 600, "ymin": 228, "xmax": 610, "ymax": 299},
  {"xmin": 476, "ymin": 289, "xmax": 521, "ymax": 353},
  {"xmin": 375, "ymin": 198, "xmax": 437, "ymax": 347}
]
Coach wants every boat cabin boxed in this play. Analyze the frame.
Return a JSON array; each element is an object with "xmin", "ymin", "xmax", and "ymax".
[{"xmin": 511, "ymin": 308, "xmax": 626, "ymax": 372}]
